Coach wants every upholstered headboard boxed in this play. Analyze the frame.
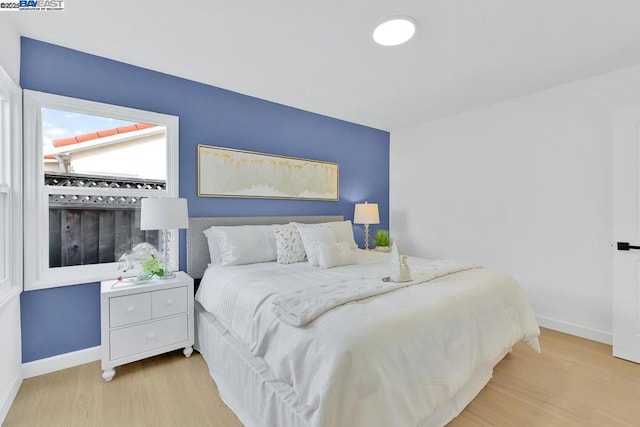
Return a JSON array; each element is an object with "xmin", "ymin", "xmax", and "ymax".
[{"xmin": 186, "ymin": 215, "xmax": 344, "ymax": 279}]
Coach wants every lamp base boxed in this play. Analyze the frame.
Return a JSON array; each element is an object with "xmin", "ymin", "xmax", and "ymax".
[
  {"xmin": 159, "ymin": 229, "xmax": 175, "ymax": 281},
  {"xmin": 364, "ymin": 224, "xmax": 370, "ymax": 250}
]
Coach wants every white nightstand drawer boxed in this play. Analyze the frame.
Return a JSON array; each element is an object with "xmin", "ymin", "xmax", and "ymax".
[
  {"xmin": 109, "ymin": 315, "xmax": 188, "ymax": 361},
  {"xmin": 110, "ymin": 293, "xmax": 152, "ymax": 328},
  {"xmin": 152, "ymin": 287, "xmax": 187, "ymax": 318}
]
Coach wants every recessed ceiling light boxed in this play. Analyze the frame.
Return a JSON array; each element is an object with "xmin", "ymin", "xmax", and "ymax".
[{"xmin": 373, "ymin": 17, "xmax": 416, "ymax": 47}]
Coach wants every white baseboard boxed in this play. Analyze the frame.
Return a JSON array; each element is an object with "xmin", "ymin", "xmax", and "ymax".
[
  {"xmin": 22, "ymin": 346, "xmax": 101, "ymax": 379},
  {"xmin": 0, "ymin": 373, "xmax": 22, "ymax": 425},
  {"xmin": 536, "ymin": 315, "xmax": 612, "ymax": 345}
]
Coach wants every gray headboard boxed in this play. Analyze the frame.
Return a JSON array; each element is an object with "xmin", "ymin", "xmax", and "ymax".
[{"xmin": 186, "ymin": 215, "xmax": 344, "ymax": 279}]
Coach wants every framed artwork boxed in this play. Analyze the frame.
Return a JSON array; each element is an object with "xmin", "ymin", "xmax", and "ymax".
[{"xmin": 197, "ymin": 144, "xmax": 339, "ymax": 201}]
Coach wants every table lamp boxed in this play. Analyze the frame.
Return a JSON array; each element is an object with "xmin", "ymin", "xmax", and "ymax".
[
  {"xmin": 354, "ymin": 201, "xmax": 380, "ymax": 250},
  {"xmin": 140, "ymin": 197, "xmax": 189, "ymax": 279}
]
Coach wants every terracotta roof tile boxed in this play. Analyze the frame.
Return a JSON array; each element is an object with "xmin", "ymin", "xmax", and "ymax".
[
  {"xmin": 97, "ymin": 128, "xmax": 118, "ymax": 138},
  {"xmin": 52, "ymin": 137, "xmax": 78, "ymax": 147},
  {"xmin": 115, "ymin": 124, "xmax": 138, "ymax": 133},
  {"xmin": 136, "ymin": 123, "xmax": 155, "ymax": 130},
  {"xmin": 51, "ymin": 122, "xmax": 155, "ymax": 148},
  {"xmin": 75, "ymin": 132, "xmax": 100, "ymax": 143}
]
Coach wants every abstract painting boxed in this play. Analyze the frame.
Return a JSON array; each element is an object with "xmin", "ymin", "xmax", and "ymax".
[{"xmin": 197, "ymin": 144, "xmax": 339, "ymax": 200}]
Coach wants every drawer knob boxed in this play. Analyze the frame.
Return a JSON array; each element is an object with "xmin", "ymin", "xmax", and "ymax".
[
  {"xmin": 147, "ymin": 332, "xmax": 156, "ymax": 340},
  {"xmin": 127, "ymin": 306, "xmax": 135, "ymax": 312},
  {"xmin": 166, "ymin": 299, "xmax": 174, "ymax": 306}
]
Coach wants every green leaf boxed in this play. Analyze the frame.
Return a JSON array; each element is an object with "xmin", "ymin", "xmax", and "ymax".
[
  {"xmin": 374, "ymin": 230, "xmax": 390, "ymax": 247},
  {"xmin": 141, "ymin": 257, "xmax": 161, "ymax": 274}
]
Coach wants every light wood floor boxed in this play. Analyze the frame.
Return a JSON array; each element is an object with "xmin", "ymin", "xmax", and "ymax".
[{"xmin": 4, "ymin": 328, "xmax": 640, "ymax": 426}]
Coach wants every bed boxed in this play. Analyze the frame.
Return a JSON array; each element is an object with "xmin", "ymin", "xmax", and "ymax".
[{"xmin": 187, "ymin": 215, "xmax": 540, "ymax": 427}]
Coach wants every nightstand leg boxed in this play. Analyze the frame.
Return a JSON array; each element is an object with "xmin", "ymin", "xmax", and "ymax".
[
  {"xmin": 102, "ymin": 368, "xmax": 115, "ymax": 382},
  {"xmin": 183, "ymin": 346, "xmax": 193, "ymax": 358}
]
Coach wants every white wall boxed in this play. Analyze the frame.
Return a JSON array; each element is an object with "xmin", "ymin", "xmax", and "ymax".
[
  {"xmin": 0, "ymin": 296, "xmax": 22, "ymax": 422},
  {"xmin": 391, "ymin": 64, "xmax": 640, "ymax": 344},
  {"xmin": 71, "ymin": 132, "xmax": 166, "ymax": 179},
  {"xmin": 0, "ymin": 15, "xmax": 22, "ymax": 425},
  {"xmin": 0, "ymin": 15, "xmax": 20, "ymax": 84}
]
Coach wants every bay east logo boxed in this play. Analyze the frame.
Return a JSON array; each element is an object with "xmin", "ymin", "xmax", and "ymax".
[
  {"xmin": 20, "ymin": 0, "xmax": 63, "ymax": 8},
  {"xmin": 0, "ymin": 0, "xmax": 64, "ymax": 11}
]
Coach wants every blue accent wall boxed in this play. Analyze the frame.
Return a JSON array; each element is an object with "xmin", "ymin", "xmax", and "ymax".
[
  {"xmin": 19, "ymin": 37, "xmax": 390, "ymax": 362},
  {"xmin": 21, "ymin": 283, "xmax": 101, "ymax": 362}
]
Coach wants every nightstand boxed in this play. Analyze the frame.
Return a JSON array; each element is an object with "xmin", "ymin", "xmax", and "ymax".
[{"xmin": 100, "ymin": 271, "xmax": 194, "ymax": 381}]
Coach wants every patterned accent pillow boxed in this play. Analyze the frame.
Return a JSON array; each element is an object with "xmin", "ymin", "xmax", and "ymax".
[{"xmin": 273, "ymin": 224, "xmax": 307, "ymax": 264}]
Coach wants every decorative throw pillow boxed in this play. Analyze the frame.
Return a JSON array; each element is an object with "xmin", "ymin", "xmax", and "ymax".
[
  {"xmin": 327, "ymin": 220, "xmax": 358, "ymax": 250},
  {"xmin": 273, "ymin": 224, "xmax": 307, "ymax": 264},
  {"xmin": 211, "ymin": 225, "xmax": 277, "ymax": 266},
  {"xmin": 295, "ymin": 223, "xmax": 335, "ymax": 267},
  {"xmin": 203, "ymin": 226, "xmax": 222, "ymax": 265},
  {"xmin": 316, "ymin": 241, "xmax": 355, "ymax": 269}
]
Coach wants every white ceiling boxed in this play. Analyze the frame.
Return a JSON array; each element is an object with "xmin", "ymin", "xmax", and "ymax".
[{"xmin": 9, "ymin": 0, "xmax": 640, "ymax": 130}]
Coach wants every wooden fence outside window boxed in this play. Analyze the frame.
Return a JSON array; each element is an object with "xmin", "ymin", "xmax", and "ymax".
[{"xmin": 46, "ymin": 172, "xmax": 164, "ymax": 268}]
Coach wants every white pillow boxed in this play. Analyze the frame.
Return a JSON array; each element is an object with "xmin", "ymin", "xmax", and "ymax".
[
  {"xmin": 327, "ymin": 220, "xmax": 358, "ymax": 249},
  {"xmin": 211, "ymin": 225, "xmax": 277, "ymax": 266},
  {"xmin": 202, "ymin": 226, "xmax": 222, "ymax": 265},
  {"xmin": 273, "ymin": 224, "xmax": 307, "ymax": 264},
  {"xmin": 316, "ymin": 241, "xmax": 355, "ymax": 269},
  {"xmin": 295, "ymin": 223, "xmax": 334, "ymax": 267}
]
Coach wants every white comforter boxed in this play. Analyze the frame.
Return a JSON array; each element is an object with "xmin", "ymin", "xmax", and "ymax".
[
  {"xmin": 272, "ymin": 259, "xmax": 481, "ymax": 326},
  {"xmin": 196, "ymin": 250, "xmax": 540, "ymax": 427}
]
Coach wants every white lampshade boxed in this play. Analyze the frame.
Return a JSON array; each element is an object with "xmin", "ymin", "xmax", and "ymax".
[
  {"xmin": 354, "ymin": 202, "xmax": 380, "ymax": 225},
  {"xmin": 140, "ymin": 197, "xmax": 189, "ymax": 230}
]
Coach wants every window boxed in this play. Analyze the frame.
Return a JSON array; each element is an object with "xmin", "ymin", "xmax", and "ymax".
[
  {"xmin": 0, "ymin": 68, "xmax": 21, "ymax": 301},
  {"xmin": 24, "ymin": 90, "xmax": 179, "ymax": 290},
  {"xmin": 0, "ymin": 100, "xmax": 8, "ymax": 287}
]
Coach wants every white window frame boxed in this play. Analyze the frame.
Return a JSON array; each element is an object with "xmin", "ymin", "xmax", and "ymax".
[
  {"xmin": 0, "ymin": 67, "xmax": 22, "ymax": 304},
  {"xmin": 23, "ymin": 90, "xmax": 179, "ymax": 291}
]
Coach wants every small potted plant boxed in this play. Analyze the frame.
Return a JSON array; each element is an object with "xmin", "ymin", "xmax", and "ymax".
[
  {"xmin": 118, "ymin": 242, "xmax": 165, "ymax": 281},
  {"xmin": 374, "ymin": 230, "xmax": 391, "ymax": 252}
]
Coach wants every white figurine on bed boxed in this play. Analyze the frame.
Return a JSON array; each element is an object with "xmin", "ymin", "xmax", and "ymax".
[{"xmin": 390, "ymin": 242, "xmax": 412, "ymax": 283}]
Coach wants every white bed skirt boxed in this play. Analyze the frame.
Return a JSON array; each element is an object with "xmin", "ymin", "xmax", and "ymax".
[{"xmin": 194, "ymin": 302, "xmax": 509, "ymax": 427}]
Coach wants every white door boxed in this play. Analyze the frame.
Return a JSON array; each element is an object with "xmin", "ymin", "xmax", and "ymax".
[{"xmin": 612, "ymin": 106, "xmax": 640, "ymax": 363}]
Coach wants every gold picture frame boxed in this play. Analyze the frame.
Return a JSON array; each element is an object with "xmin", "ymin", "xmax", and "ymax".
[{"xmin": 197, "ymin": 144, "xmax": 339, "ymax": 201}]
